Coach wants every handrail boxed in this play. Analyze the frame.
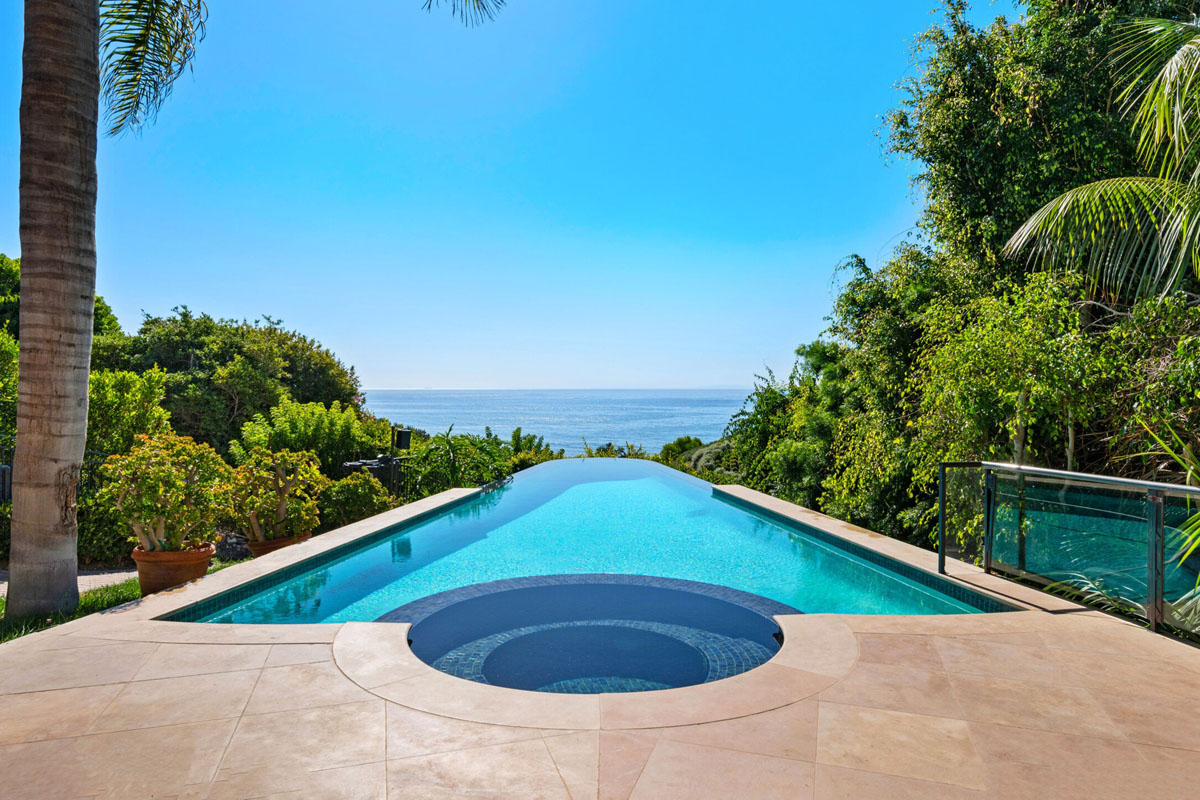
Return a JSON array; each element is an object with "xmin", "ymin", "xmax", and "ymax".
[
  {"xmin": 937, "ymin": 460, "xmax": 1195, "ymax": 632},
  {"xmin": 940, "ymin": 460, "xmax": 1200, "ymax": 497}
]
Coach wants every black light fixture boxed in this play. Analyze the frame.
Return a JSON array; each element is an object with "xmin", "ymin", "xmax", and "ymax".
[{"xmin": 394, "ymin": 426, "xmax": 412, "ymax": 451}]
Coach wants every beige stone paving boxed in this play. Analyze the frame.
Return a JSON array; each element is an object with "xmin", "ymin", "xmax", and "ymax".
[
  {"xmin": 0, "ymin": 605, "xmax": 1194, "ymax": 799},
  {"xmin": 0, "ymin": 486, "xmax": 1196, "ymax": 798}
]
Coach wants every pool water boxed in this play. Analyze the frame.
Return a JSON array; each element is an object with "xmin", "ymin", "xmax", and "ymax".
[{"xmin": 197, "ymin": 459, "xmax": 994, "ymax": 624}]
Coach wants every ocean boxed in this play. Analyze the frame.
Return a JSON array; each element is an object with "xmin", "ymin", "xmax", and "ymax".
[{"xmin": 363, "ymin": 389, "xmax": 749, "ymax": 455}]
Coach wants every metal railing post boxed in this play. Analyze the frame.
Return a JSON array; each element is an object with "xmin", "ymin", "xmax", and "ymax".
[
  {"xmin": 938, "ymin": 463, "xmax": 947, "ymax": 574},
  {"xmin": 1147, "ymin": 489, "xmax": 1165, "ymax": 632},
  {"xmin": 983, "ymin": 469, "xmax": 996, "ymax": 575}
]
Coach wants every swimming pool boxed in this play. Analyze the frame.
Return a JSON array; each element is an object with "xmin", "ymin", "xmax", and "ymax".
[{"xmin": 180, "ymin": 458, "xmax": 1006, "ymax": 624}]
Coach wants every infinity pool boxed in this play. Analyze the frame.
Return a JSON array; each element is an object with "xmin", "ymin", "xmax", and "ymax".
[{"xmin": 189, "ymin": 459, "xmax": 1003, "ymax": 624}]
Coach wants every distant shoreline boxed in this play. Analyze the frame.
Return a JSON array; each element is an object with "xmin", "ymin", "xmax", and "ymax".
[
  {"xmin": 363, "ymin": 388, "xmax": 747, "ymax": 455},
  {"xmin": 361, "ymin": 387, "xmax": 752, "ymax": 392}
]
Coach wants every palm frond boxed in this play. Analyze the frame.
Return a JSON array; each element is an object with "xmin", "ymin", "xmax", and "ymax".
[
  {"xmin": 422, "ymin": 0, "xmax": 506, "ymax": 26},
  {"xmin": 1004, "ymin": 176, "xmax": 1200, "ymax": 299},
  {"xmin": 99, "ymin": 0, "xmax": 207, "ymax": 136},
  {"xmin": 1112, "ymin": 17, "xmax": 1200, "ymax": 181}
]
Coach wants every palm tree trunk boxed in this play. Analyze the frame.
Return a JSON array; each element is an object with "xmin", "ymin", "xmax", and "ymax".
[{"xmin": 6, "ymin": 0, "xmax": 99, "ymax": 617}]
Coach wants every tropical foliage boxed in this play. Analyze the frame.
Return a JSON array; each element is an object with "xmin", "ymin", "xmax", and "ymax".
[{"xmin": 230, "ymin": 399, "xmax": 390, "ymax": 478}]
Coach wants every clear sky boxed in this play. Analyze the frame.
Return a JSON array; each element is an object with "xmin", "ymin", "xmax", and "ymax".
[{"xmin": 0, "ymin": 0, "xmax": 1017, "ymax": 390}]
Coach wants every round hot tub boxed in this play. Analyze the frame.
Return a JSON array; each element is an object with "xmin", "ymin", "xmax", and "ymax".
[{"xmin": 376, "ymin": 574, "xmax": 799, "ymax": 694}]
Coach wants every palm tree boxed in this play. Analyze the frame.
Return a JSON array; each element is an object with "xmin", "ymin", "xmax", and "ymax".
[
  {"xmin": 1005, "ymin": 15, "xmax": 1200, "ymax": 301},
  {"xmin": 6, "ymin": 0, "xmax": 504, "ymax": 618}
]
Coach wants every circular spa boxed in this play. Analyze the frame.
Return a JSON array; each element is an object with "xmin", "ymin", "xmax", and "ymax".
[{"xmin": 378, "ymin": 574, "xmax": 799, "ymax": 693}]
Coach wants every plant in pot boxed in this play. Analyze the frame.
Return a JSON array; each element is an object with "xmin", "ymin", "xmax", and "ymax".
[
  {"xmin": 99, "ymin": 432, "xmax": 231, "ymax": 595},
  {"xmin": 228, "ymin": 447, "xmax": 329, "ymax": 557}
]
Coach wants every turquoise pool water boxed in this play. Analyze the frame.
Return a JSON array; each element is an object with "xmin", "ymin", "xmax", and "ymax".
[{"xmin": 197, "ymin": 459, "xmax": 997, "ymax": 624}]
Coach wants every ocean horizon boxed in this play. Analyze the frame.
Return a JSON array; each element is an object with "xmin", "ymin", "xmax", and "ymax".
[{"xmin": 363, "ymin": 388, "xmax": 750, "ymax": 455}]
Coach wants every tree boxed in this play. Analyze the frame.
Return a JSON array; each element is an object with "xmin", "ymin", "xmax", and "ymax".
[
  {"xmin": 908, "ymin": 274, "xmax": 1098, "ymax": 484},
  {"xmin": 8, "ymin": 0, "xmax": 506, "ymax": 617},
  {"xmin": 92, "ymin": 309, "xmax": 363, "ymax": 451},
  {"xmin": 0, "ymin": 254, "xmax": 120, "ymax": 338},
  {"xmin": 1006, "ymin": 11, "xmax": 1200, "ymax": 300},
  {"xmin": 889, "ymin": 0, "xmax": 1164, "ymax": 279}
]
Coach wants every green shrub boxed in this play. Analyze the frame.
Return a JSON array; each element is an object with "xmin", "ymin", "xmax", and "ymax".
[
  {"xmin": 230, "ymin": 399, "xmax": 390, "ymax": 478},
  {"xmin": 86, "ymin": 367, "xmax": 172, "ymax": 455},
  {"xmin": 76, "ymin": 498, "xmax": 130, "ymax": 566},
  {"xmin": 319, "ymin": 470, "xmax": 397, "ymax": 531},
  {"xmin": 0, "ymin": 498, "xmax": 129, "ymax": 567},
  {"xmin": 228, "ymin": 448, "xmax": 329, "ymax": 542},
  {"xmin": 98, "ymin": 432, "xmax": 231, "ymax": 552}
]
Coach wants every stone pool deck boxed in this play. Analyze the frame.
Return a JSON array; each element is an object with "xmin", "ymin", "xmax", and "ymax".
[{"xmin": 0, "ymin": 487, "xmax": 1197, "ymax": 798}]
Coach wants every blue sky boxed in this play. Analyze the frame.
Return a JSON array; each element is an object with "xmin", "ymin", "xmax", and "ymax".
[{"xmin": 0, "ymin": 0, "xmax": 1017, "ymax": 389}]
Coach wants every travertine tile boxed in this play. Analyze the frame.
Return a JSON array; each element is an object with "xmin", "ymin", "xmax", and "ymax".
[
  {"xmin": 660, "ymin": 698, "xmax": 818, "ymax": 762},
  {"xmin": 600, "ymin": 664, "xmax": 828, "ymax": 729},
  {"xmin": 334, "ymin": 621, "xmax": 428, "ymax": 689},
  {"xmin": 544, "ymin": 730, "xmax": 600, "ymax": 800},
  {"xmin": 1054, "ymin": 646, "xmax": 1200, "ymax": 700},
  {"xmin": 221, "ymin": 700, "xmax": 386, "ymax": 772},
  {"xmin": 816, "ymin": 702, "xmax": 984, "ymax": 789},
  {"xmin": 772, "ymin": 616, "xmax": 858, "ymax": 677},
  {"xmin": 814, "ymin": 764, "xmax": 984, "ymax": 799},
  {"xmin": 0, "ymin": 640, "xmax": 159, "ymax": 694},
  {"xmin": 133, "ymin": 642, "xmax": 269, "ymax": 680},
  {"xmin": 386, "ymin": 737, "xmax": 570, "ymax": 799},
  {"xmin": 1091, "ymin": 686, "xmax": 1200, "ymax": 750},
  {"xmin": 88, "ymin": 669, "xmax": 259, "ymax": 733},
  {"xmin": 199, "ymin": 759, "xmax": 387, "ymax": 800},
  {"xmin": 630, "ymin": 739, "xmax": 814, "ymax": 799},
  {"xmin": 947, "ymin": 672, "xmax": 1121, "ymax": 738},
  {"xmin": 818, "ymin": 661, "xmax": 963, "ymax": 718},
  {"xmin": 264, "ymin": 642, "xmax": 333, "ymax": 667},
  {"xmin": 385, "ymin": 702, "xmax": 542, "ymax": 760},
  {"xmin": 856, "ymin": 633, "xmax": 944, "ymax": 670},
  {"xmin": 0, "ymin": 719, "xmax": 235, "ymax": 798},
  {"xmin": 0, "ymin": 684, "xmax": 123, "ymax": 745},
  {"xmin": 599, "ymin": 730, "xmax": 660, "ymax": 800},
  {"xmin": 933, "ymin": 635, "xmax": 1073, "ymax": 685},
  {"xmin": 24, "ymin": 634, "xmax": 136, "ymax": 652},
  {"xmin": 243, "ymin": 660, "xmax": 374, "ymax": 715},
  {"xmin": 375, "ymin": 668, "xmax": 601, "ymax": 730}
]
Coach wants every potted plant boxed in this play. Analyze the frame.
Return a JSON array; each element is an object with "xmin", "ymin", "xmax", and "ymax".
[
  {"xmin": 99, "ymin": 432, "xmax": 231, "ymax": 595},
  {"xmin": 228, "ymin": 447, "xmax": 329, "ymax": 557}
]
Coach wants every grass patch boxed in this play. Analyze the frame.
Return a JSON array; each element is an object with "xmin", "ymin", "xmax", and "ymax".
[
  {"xmin": 0, "ymin": 576, "xmax": 142, "ymax": 644},
  {"xmin": 0, "ymin": 558, "xmax": 250, "ymax": 644}
]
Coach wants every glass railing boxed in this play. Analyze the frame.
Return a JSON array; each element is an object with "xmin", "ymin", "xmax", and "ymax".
[{"xmin": 937, "ymin": 462, "xmax": 1200, "ymax": 638}]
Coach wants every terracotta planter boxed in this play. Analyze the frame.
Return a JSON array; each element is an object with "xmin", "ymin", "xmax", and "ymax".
[
  {"xmin": 131, "ymin": 543, "xmax": 215, "ymax": 595},
  {"xmin": 246, "ymin": 532, "xmax": 312, "ymax": 558}
]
